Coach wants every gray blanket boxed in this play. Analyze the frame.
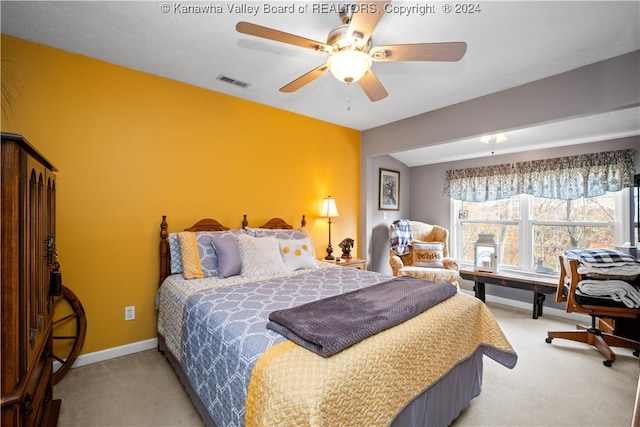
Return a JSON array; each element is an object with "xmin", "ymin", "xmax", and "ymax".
[{"xmin": 267, "ymin": 276, "xmax": 457, "ymax": 357}]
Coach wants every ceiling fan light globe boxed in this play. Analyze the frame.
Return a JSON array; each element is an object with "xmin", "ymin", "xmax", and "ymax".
[
  {"xmin": 495, "ymin": 133, "xmax": 508, "ymax": 144},
  {"xmin": 327, "ymin": 50, "xmax": 372, "ymax": 83},
  {"xmin": 479, "ymin": 133, "xmax": 508, "ymax": 144}
]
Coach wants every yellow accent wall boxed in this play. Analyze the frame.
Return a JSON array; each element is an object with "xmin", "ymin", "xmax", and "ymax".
[{"xmin": 1, "ymin": 34, "xmax": 361, "ymax": 355}]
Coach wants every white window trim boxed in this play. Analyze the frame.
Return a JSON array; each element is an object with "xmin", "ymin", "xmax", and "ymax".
[{"xmin": 450, "ymin": 188, "xmax": 631, "ymax": 274}]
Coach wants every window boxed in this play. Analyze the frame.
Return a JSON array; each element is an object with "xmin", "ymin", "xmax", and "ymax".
[
  {"xmin": 452, "ymin": 190, "xmax": 628, "ymax": 275},
  {"xmin": 444, "ymin": 149, "xmax": 635, "ymax": 275}
]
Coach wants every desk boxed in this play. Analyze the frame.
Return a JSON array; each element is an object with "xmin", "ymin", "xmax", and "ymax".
[{"xmin": 459, "ymin": 269, "xmax": 558, "ymax": 319}]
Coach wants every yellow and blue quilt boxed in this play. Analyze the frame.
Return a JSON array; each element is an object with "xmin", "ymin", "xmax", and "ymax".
[{"xmin": 161, "ymin": 266, "xmax": 516, "ymax": 427}]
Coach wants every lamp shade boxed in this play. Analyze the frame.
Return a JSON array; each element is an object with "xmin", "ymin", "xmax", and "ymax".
[
  {"xmin": 320, "ymin": 196, "xmax": 339, "ymax": 218},
  {"xmin": 326, "ymin": 50, "xmax": 372, "ymax": 83}
]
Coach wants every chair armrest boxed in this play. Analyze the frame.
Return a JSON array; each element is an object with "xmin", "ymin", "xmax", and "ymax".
[
  {"xmin": 556, "ymin": 256, "xmax": 569, "ymax": 304},
  {"xmin": 564, "ymin": 258, "xmax": 582, "ymax": 313},
  {"xmin": 443, "ymin": 258, "xmax": 460, "ymax": 271},
  {"xmin": 390, "ymin": 255, "xmax": 404, "ymax": 269},
  {"xmin": 390, "ymin": 255, "xmax": 404, "ymax": 274}
]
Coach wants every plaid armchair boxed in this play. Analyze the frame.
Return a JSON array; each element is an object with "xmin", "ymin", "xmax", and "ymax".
[{"xmin": 389, "ymin": 220, "xmax": 460, "ymax": 284}]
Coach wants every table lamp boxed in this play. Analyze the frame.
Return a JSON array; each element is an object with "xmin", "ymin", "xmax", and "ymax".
[{"xmin": 320, "ymin": 196, "xmax": 339, "ymax": 260}]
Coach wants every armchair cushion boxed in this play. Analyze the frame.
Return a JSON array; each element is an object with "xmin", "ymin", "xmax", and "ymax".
[{"xmin": 395, "ymin": 265, "xmax": 460, "ymax": 284}]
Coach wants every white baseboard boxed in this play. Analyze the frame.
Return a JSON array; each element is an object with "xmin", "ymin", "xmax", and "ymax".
[
  {"xmin": 459, "ymin": 289, "xmax": 591, "ymax": 323},
  {"xmin": 57, "ymin": 338, "xmax": 158, "ymax": 371}
]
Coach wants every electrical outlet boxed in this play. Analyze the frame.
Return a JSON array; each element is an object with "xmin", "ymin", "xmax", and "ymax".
[{"xmin": 125, "ymin": 305, "xmax": 135, "ymax": 321}]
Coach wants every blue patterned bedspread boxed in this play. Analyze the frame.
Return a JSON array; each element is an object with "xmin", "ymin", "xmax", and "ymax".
[{"xmin": 181, "ymin": 266, "xmax": 389, "ymax": 427}]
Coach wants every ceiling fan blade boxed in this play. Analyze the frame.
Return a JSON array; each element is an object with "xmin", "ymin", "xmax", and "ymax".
[
  {"xmin": 358, "ymin": 70, "xmax": 388, "ymax": 102},
  {"xmin": 370, "ymin": 42, "xmax": 468, "ymax": 62},
  {"xmin": 347, "ymin": 1, "xmax": 390, "ymax": 44},
  {"xmin": 236, "ymin": 21, "xmax": 330, "ymax": 52},
  {"xmin": 280, "ymin": 64, "xmax": 329, "ymax": 93}
]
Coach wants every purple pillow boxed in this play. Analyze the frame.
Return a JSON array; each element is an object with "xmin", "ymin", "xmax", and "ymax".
[{"xmin": 211, "ymin": 235, "xmax": 241, "ymax": 278}]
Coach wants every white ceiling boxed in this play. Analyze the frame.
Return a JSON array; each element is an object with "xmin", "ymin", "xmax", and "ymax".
[
  {"xmin": 1, "ymin": 1, "xmax": 639, "ymax": 166},
  {"xmin": 391, "ymin": 106, "xmax": 640, "ymax": 166}
]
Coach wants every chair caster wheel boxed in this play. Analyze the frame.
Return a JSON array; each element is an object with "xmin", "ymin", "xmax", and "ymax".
[
  {"xmin": 603, "ymin": 359, "xmax": 613, "ymax": 367},
  {"xmin": 545, "ymin": 337, "xmax": 553, "ymax": 344}
]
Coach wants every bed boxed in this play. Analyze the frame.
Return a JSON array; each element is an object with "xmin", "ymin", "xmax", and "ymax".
[{"xmin": 156, "ymin": 215, "xmax": 517, "ymax": 427}]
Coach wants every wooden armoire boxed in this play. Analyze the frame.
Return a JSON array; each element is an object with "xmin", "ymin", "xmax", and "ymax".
[{"xmin": 1, "ymin": 133, "xmax": 61, "ymax": 426}]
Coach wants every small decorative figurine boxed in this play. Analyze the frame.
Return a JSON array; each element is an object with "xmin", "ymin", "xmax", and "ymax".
[{"xmin": 339, "ymin": 238, "xmax": 355, "ymax": 259}]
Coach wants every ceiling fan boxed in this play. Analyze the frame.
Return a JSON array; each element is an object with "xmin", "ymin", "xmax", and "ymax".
[{"xmin": 236, "ymin": 0, "xmax": 467, "ymax": 102}]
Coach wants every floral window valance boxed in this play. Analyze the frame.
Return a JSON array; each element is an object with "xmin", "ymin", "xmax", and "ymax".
[{"xmin": 443, "ymin": 149, "xmax": 635, "ymax": 202}]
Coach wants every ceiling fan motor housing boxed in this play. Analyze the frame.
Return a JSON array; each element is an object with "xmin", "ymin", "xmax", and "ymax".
[{"xmin": 327, "ymin": 24, "xmax": 372, "ymax": 53}]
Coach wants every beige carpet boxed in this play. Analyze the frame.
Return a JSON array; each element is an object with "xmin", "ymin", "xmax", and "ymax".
[{"xmin": 54, "ymin": 302, "xmax": 640, "ymax": 427}]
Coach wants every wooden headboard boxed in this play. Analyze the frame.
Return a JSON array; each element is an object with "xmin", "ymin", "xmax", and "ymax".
[{"xmin": 159, "ymin": 214, "xmax": 307, "ymax": 285}]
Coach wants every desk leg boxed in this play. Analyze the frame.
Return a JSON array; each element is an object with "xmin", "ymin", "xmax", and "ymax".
[
  {"xmin": 532, "ymin": 292, "xmax": 545, "ymax": 319},
  {"xmin": 474, "ymin": 281, "xmax": 486, "ymax": 302}
]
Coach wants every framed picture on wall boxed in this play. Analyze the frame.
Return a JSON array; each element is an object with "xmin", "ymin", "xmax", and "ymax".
[{"xmin": 379, "ymin": 168, "xmax": 400, "ymax": 210}]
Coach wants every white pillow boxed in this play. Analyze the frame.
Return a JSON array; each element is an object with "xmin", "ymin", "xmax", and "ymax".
[
  {"xmin": 412, "ymin": 242, "xmax": 444, "ymax": 268},
  {"xmin": 279, "ymin": 237, "xmax": 318, "ymax": 271},
  {"xmin": 237, "ymin": 234, "xmax": 288, "ymax": 279}
]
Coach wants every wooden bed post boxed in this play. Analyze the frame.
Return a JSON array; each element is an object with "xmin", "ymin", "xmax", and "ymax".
[{"xmin": 159, "ymin": 215, "xmax": 170, "ymax": 286}]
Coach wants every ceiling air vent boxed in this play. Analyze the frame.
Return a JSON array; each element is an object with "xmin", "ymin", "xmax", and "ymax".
[{"xmin": 216, "ymin": 75, "xmax": 250, "ymax": 88}]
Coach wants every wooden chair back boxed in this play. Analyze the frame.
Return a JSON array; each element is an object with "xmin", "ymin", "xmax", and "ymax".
[{"xmin": 557, "ymin": 255, "xmax": 640, "ymax": 319}]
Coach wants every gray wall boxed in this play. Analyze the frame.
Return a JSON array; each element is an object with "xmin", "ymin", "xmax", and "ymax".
[
  {"xmin": 364, "ymin": 155, "xmax": 410, "ymax": 275},
  {"xmin": 362, "ymin": 50, "xmax": 639, "ymax": 157},
  {"xmin": 360, "ymin": 50, "xmax": 640, "ymax": 307}
]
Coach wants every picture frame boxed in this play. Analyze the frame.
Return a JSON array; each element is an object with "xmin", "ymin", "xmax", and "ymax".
[{"xmin": 379, "ymin": 168, "xmax": 400, "ymax": 210}]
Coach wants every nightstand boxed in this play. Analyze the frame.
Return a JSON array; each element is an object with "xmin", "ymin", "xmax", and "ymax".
[{"xmin": 327, "ymin": 258, "xmax": 367, "ymax": 270}]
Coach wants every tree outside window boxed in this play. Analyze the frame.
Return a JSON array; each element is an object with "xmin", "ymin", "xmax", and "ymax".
[{"xmin": 456, "ymin": 193, "xmax": 618, "ymax": 275}]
